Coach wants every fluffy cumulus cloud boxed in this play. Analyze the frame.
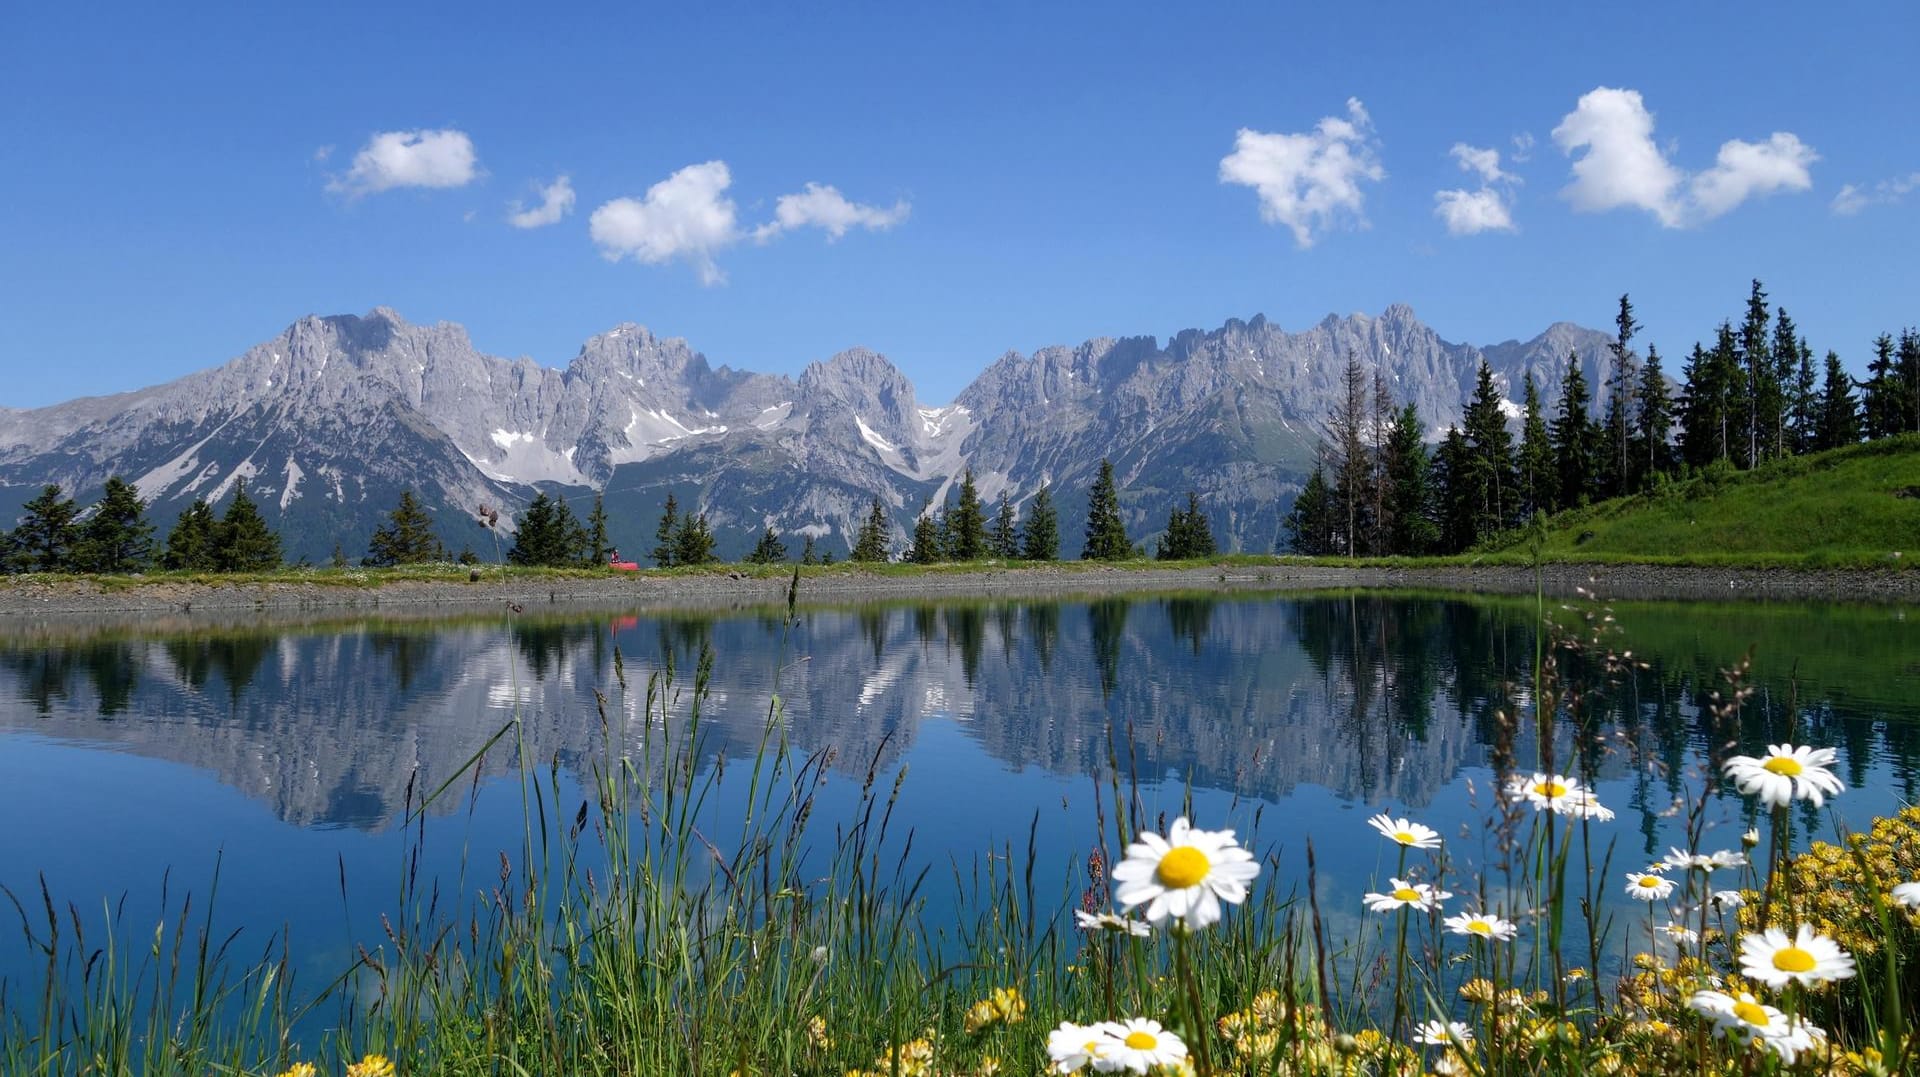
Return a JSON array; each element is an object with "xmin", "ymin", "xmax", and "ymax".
[
  {"xmin": 507, "ymin": 175, "xmax": 576, "ymax": 229},
  {"xmin": 1551, "ymin": 88, "xmax": 1815, "ymax": 227},
  {"xmin": 590, "ymin": 161, "xmax": 741, "ymax": 285},
  {"xmin": 752, "ymin": 183, "xmax": 910, "ymax": 242},
  {"xmin": 1831, "ymin": 171, "xmax": 1920, "ymax": 215},
  {"xmin": 1219, "ymin": 98, "xmax": 1385, "ymax": 248},
  {"xmin": 328, "ymin": 129, "xmax": 481, "ymax": 196},
  {"xmin": 1434, "ymin": 143, "xmax": 1519, "ymax": 235}
]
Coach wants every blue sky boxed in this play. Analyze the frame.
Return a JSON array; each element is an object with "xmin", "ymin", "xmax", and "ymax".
[{"xmin": 3, "ymin": 2, "xmax": 1916, "ymax": 408}]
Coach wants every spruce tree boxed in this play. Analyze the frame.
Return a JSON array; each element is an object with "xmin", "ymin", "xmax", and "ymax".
[
  {"xmin": 1816, "ymin": 351, "xmax": 1861, "ymax": 451},
  {"xmin": 1325, "ymin": 356, "xmax": 1373, "ymax": 556},
  {"xmin": 509, "ymin": 493, "xmax": 561, "ymax": 566},
  {"xmin": 651, "ymin": 493, "xmax": 679, "ymax": 568},
  {"xmin": 800, "ymin": 534, "xmax": 818, "ymax": 565},
  {"xmin": 1383, "ymin": 404, "xmax": 1438, "ymax": 555},
  {"xmin": 1635, "ymin": 345, "xmax": 1676, "ymax": 481},
  {"xmin": 13, "ymin": 484, "xmax": 79, "ymax": 572},
  {"xmin": 365, "ymin": 490, "xmax": 444, "ymax": 566},
  {"xmin": 1551, "ymin": 351, "xmax": 1599, "ymax": 507},
  {"xmin": 1771, "ymin": 309, "xmax": 1803, "ymax": 457},
  {"xmin": 1899, "ymin": 329, "xmax": 1920, "ymax": 435},
  {"xmin": 946, "ymin": 469, "xmax": 988, "ymax": 560},
  {"xmin": 850, "ymin": 499, "xmax": 890, "ymax": 563},
  {"xmin": 1736, "ymin": 280, "xmax": 1774, "ymax": 467},
  {"xmin": 672, "ymin": 512, "xmax": 715, "ymax": 566},
  {"xmin": 1517, "ymin": 373, "xmax": 1556, "ymax": 520},
  {"xmin": 1080, "ymin": 458, "xmax": 1131, "ymax": 561},
  {"xmin": 1282, "ymin": 463, "xmax": 1336, "ymax": 555},
  {"xmin": 1020, "ymin": 487, "xmax": 1059, "ymax": 561},
  {"xmin": 73, "ymin": 477, "xmax": 154, "ymax": 574},
  {"xmin": 908, "ymin": 512, "xmax": 942, "ymax": 564},
  {"xmin": 1787, "ymin": 338, "xmax": 1818, "ymax": 455},
  {"xmin": 584, "ymin": 493, "xmax": 612, "ymax": 567},
  {"xmin": 1461, "ymin": 361, "xmax": 1516, "ymax": 540},
  {"xmin": 1603, "ymin": 294, "xmax": 1639, "ymax": 496},
  {"xmin": 989, "ymin": 492, "xmax": 1019, "ymax": 560},
  {"xmin": 747, "ymin": 527, "xmax": 788, "ymax": 564},
  {"xmin": 1156, "ymin": 492, "xmax": 1215, "ymax": 560},
  {"xmin": 217, "ymin": 484, "xmax": 281, "ymax": 571},
  {"xmin": 163, "ymin": 499, "xmax": 220, "ymax": 571},
  {"xmin": 1434, "ymin": 427, "xmax": 1477, "ymax": 554}
]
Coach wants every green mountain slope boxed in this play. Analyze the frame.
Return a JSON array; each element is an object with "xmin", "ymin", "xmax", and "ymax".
[{"xmin": 1512, "ymin": 435, "xmax": 1920, "ymax": 565}]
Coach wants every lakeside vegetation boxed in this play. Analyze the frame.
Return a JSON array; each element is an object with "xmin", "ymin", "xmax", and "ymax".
[{"xmin": 3, "ymin": 581, "xmax": 1917, "ymax": 1075}]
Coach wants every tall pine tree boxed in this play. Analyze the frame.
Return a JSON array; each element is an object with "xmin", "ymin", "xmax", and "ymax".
[
  {"xmin": 1080, "ymin": 458, "xmax": 1131, "ymax": 561},
  {"xmin": 162, "ymin": 499, "xmax": 220, "ymax": 571},
  {"xmin": 1603, "ymin": 294, "xmax": 1639, "ymax": 496},
  {"xmin": 850, "ymin": 498, "xmax": 891, "ymax": 562},
  {"xmin": 1635, "ymin": 344, "xmax": 1676, "ymax": 482},
  {"xmin": 12, "ymin": 484, "xmax": 79, "ymax": 572},
  {"xmin": 1551, "ymin": 351, "xmax": 1599, "ymax": 508},
  {"xmin": 945, "ymin": 469, "xmax": 988, "ymax": 560},
  {"xmin": 651, "ymin": 493, "xmax": 680, "ymax": 568},
  {"xmin": 1516, "ymin": 373, "xmax": 1556, "ymax": 520},
  {"xmin": 1461, "ymin": 361, "xmax": 1516, "ymax": 541},
  {"xmin": 1816, "ymin": 351, "xmax": 1860, "ymax": 451},
  {"xmin": 989, "ymin": 492, "xmax": 1019, "ymax": 560},
  {"xmin": 1020, "ymin": 487, "xmax": 1059, "ymax": 561},
  {"xmin": 217, "ymin": 484, "xmax": 281, "ymax": 571},
  {"xmin": 365, "ymin": 490, "xmax": 444, "ymax": 566},
  {"xmin": 1383, "ymin": 404, "xmax": 1437, "ymax": 555},
  {"xmin": 1282, "ymin": 461, "xmax": 1337, "ymax": 555},
  {"xmin": 73, "ymin": 477, "xmax": 154, "ymax": 574}
]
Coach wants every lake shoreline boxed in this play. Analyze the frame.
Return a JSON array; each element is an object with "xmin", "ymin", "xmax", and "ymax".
[{"xmin": 0, "ymin": 560, "xmax": 1914, "ymax": 627}]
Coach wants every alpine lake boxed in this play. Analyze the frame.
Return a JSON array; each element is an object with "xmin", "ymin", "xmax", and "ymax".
[{"xmin": 1, "ymin": 586, "xmax": 1916, "ymax": 1031}]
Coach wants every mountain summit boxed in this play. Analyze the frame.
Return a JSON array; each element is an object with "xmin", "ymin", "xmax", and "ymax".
[{"xmin": 0, "ymin": 307, "xmax": 1614, "ymax": 561}]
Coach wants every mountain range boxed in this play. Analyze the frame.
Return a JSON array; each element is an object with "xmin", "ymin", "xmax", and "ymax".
[{"xmin": 0, "ymin": 305, "xmax": 1616, "ymax": 562}]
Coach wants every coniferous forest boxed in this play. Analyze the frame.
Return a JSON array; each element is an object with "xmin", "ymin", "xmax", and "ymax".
[{"xmin": 1283, "ymin": 282, "xmax": 1920, "ymax": 556}]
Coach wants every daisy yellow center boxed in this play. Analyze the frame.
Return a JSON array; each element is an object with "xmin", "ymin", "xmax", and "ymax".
[
  {"xmin": 1763, "ymin": 756, "xmax": 1804, "ymax": 777},
  {"xmin": 1638, "ymin": 876, "xmax": 1662, "ymax": 888},
  {"xmin": 1083, "ymin": 1040, "xmax": 1103, "ymax": 1054},
  {"xmin": 1124, "ymin": 1031, "xmax": 1158, "ymax": 1049},
  {"xmin": 1156, "ymin": 846, "xmax": 1211, "ymax": 889},
  {"xmin": 1732, "ymin": 1000, "xmax": 1772, "ymax": 1027},
  {"xmin": 1394, "ymin": 830, "xmax": 1418, "ymax": 843},
  {"xmin": 1539, "ymin": 781, "xmax": 1568, "ymax": 798},
  {"xmin": 1393, "ymin": 887, "xmax": 1422, "ymax": 902},
  {"xmin": 1771, "ymin": 946, "xmax": 1817, "ymax": 973},
  {"xmin": 1467, "ymin": 921, "xmax": 1492, "ymax": 934}
]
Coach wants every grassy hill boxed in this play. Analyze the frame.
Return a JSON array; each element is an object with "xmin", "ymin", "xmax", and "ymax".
[{"xmin": 1506, "ymin": 434, "xmax": 1920, "ymax": 567}]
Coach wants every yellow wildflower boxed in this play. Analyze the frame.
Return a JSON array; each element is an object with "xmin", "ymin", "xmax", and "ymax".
[
  {"xmin": 346, "ymin": 1056, "xmax": 396, "ymax": 1077},
  {"xmin": 275, "ymin": 1065, "xmax": 317, "ymax": 1077}
]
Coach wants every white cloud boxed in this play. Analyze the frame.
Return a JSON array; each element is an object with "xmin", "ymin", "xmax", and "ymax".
[
  {"xmin": 1435, "ymin": 188, "xmax": 1515, "ymax": 235},
  {"xmin": 1510, "ymin": 132, "xmax": 1535, "ymax": 163},
  {"xmin": 328, "ymin": 129, "xmax": 481, "ymax": 196},
  {"xmin": 312, "ymin": 145, "xmax": 334, "ymax": 163},
  {"xmin": 1831, "ymin": 171, "xmax": 1920, "ymax": 215},
  {"xmin": 1551, "ymin": 87, "xmax": 1815, "ymax": 227},
  {"xmin": 1688, "ymin": 133, "xmax": 1816, "ymax": 219},
  {"xmin": 1434, "ymin": 143, "xmax": 1519, "ymax": 235},
  {"xmin": 1219, "ymin": 97, "xmax": 1385, "ymax": 248},
  {"xmin": 507, "ymin": 175, "xmax": 576, "ymax": 229},
  {"xmin": 1551, "ymin": 88, "xmax": 1685, "ymax": 225},
  {"xmin": 1450, "ymin": 143, "xmax": 1514, "ymax": 185},
  {"xmin": 589, "ymin": 161, "xmax": 741, "ymax": 285},
  {"xmin": 752, "ymin": 183, "xmax": 910, "ymax": 242}
]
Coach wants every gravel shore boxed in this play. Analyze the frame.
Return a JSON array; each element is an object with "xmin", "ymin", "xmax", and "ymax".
[{"xmin": 0, "ymin": 562, "xmax": 1913, "ymax": 633}]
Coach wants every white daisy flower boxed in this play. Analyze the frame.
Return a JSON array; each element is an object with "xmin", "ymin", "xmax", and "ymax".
[
  {"xmin": 1097, "ymin": 1018, "xmax": 1187, "ymax": 1074},
  {"xmin": 1722, "ymin": 744, "xmax": 1845, "ymax": 808},
  {"xmin": 1364, "ymin": 877, "xmax": 1451, "ymax": 913},
  {"xmin": 1738, "ymin": 925, "xmax": 1856, "ymax": 988},
  {"xmin": 1891, "ymin": 882, "xmax": 1920, "ymax": 909},
  {"xmin": 1562, "ymin": 789, "xmax": 1615, "ymax": 821},
  {"xmin": 1444, "ymin": 911, "xmax": 1518, "ymax": 941},
  {"xmin": 1706, "ymin": 889, "xmax": 1748, "ymax": 912},
  {"xmin": 1367, "ymin": 813, "xmax": 1442, "ymax": 849},
  {"xmin": 1413, "ymin": 1019, "xmax": 1475, "ymax": 1047},
  {"xmin": 1709, "ymin": 849, "xmax": 1749, "ymax": 869},
  {"xmin": 1666, "ymin": 847, "xmax": 1744, "ymax": 872},
  {"xmin": 1659, "ymin": 921, "xmax": 1699, "ymax": 945},
  {"xmin": 1110, "ymin": 817, "xmax": 1259, "ymax": 932},
  {"xmin": 1688, "ymin": 989, "xmax": 1823, "ymax": 1065},
  {"xmin": 1505, "ymin": 772, "xmax": 1587, "ymax": 813},
  {"xmin": 1073, "ymin": 909, "xmax": 1151, "ymax": 937},
  {"xmin": 1047, "ymin": 1020, "xmax": 1117, "ymax": 1073},
  {"xmin": 1625, "ymin": 871, "xmax": 1675, "ymax": 901}
]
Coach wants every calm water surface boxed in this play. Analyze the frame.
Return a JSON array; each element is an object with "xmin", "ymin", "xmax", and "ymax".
[{"xmin": 1, "ymin": 591, "xmax": 1916, "ymax": 999}]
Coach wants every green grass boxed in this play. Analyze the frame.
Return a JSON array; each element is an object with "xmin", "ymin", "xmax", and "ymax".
[{"xmin": 1497, "ymin": 434, "xmax": 1920, "ymax": 566}]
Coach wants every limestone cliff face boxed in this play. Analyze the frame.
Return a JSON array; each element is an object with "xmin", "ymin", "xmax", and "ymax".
[{"xmin": 0, "ymin": 306, "xmax": 1613, "ymax": 561}]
